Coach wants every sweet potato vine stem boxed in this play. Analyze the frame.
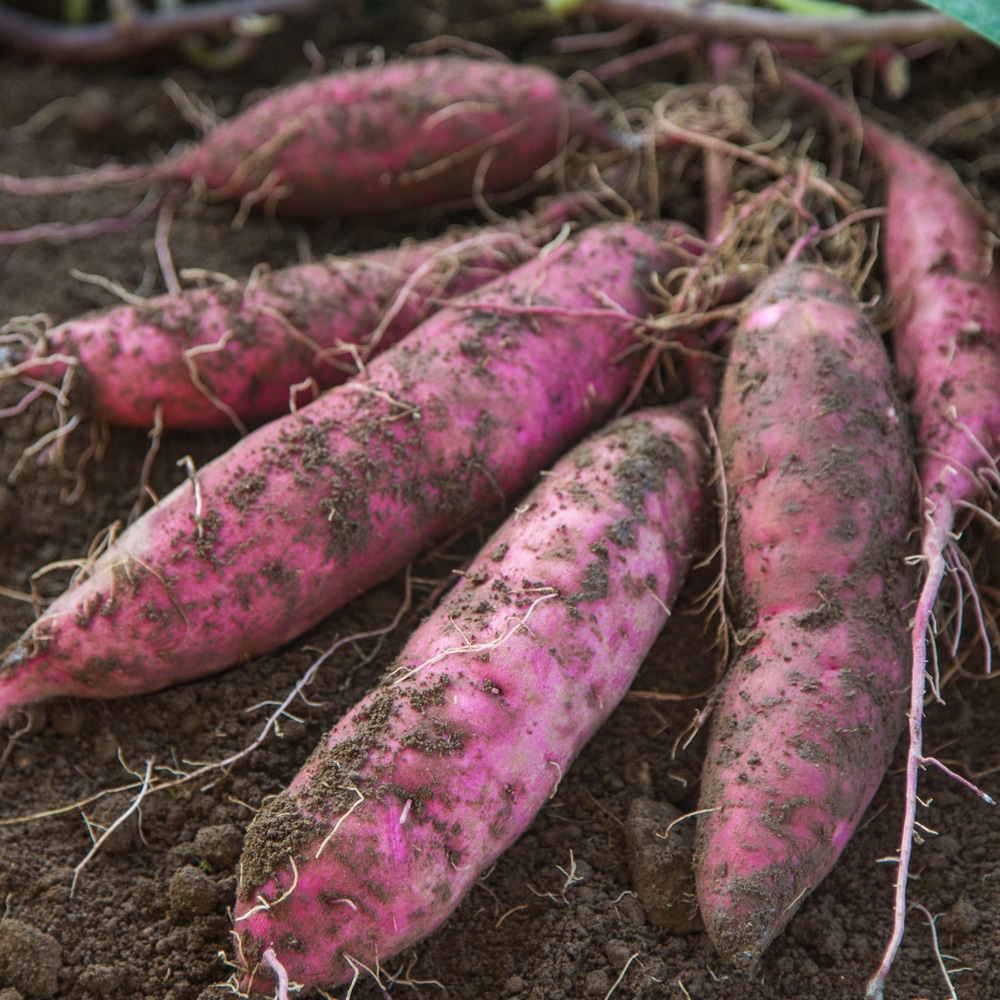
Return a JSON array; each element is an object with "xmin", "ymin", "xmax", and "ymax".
[
  {"xmin": 566, "ymin": 0, "xmax": 969, "ymax": 48},
  {"xmin": 0, "ymin": 0, "xmax": 322, "ymax": 62}
]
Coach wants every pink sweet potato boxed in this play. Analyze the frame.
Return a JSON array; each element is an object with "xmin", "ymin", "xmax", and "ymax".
[
  {"xmin": 784, "ymin": 70, "xmax": 1000, "ymax": 998},
  {"xmin": 0, "ymin": 219, "xmax": 700, "ymax": 724},
  {"xmin": 232, "ymin": 404, "xmax": 707, "ymax": 993},
  {"xmin": 693, "ymin": 262, "xmax": 914, "ymax": 963},
  {"xmin": 1, "ymin": 218, "xmax": 555, "ymax": 430},
  {"xmin": 0, "ymin": 57, "xmax": 615, "ymax": 220},
  {"xmin": 786, "ymin": 71, "xmax": 1000, "ymax": 567}
]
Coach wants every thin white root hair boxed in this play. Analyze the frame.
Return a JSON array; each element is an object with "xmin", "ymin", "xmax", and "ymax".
[
  {"xmin": 177, "ymin": 455, "xmax": 205, "ymax": 538},
  {"xmin": 0, "ymin": 583, "xmax": 34, "ymax": 604},
  {"xmin": 130, "ymin": 402, "xmax": 164, "ymax": 523},
  {"xmin": 179, "ymin": 265, "xmax": 244, "ymax": 292},
  {"xmin": 950, "ymin": 409, "xmax": 1000, "ymax": 487},
  {"xmin": 0, "ymin": 714, "xmax": 33, "ymax": 771},
  {"xmin": 235, "ymin": 855, "xmax": 300, "ymax": 921},
  {"xmin": 186, "ymin": 574, "xmax": 412, "ymax": 781},
  {"xmin": 384, "ymin": 958, "xmax": 446, "ymax": 992},
  {"xmin": 946, "ymin": 539, "xmax": 995, "ymax": 675},
  {"xmin": 388, "ymin": 590, "xmax": 557, "ymax": 685},
  {"xmin": 288, "ymin": 376, "xmax": 319, "ymax": 412},
  {"xmin": 603, "ymin": 951, "xmax": 640, "ymax": 1000},
  {"xmin": 251, "ymin": 302, "xmax": 342, "ymax": 371},
  {"xmin": 161, "ymin": 76, "xmax": 220, "ymax": 137},
  {"xmin": 28, "ymin": 518, "xmax": 121, "ymax": 614},
  {"xmin": 314, "ymin": 784, "xmax": 365, "ymax": 859},
  {"xmin": 367, "ymin": 229, "xmax": 539, "ymax": 356},
  {"xmin": 182, "ymin": 334, "xmax": 250, "ymax": 435},
  {"xmin": 68, "ymin": 267, "xmax": 147, "ymax": 306},
  {"xmin": 71, "ymin": 757, "xmax": 153, "ymax": 897},
  {"xmin": 559, "ymin": 850, "xmax": 585, "ymax": 898},
  {"xmin": 342, "ymin": 952, "xmax": 385, "ymax": 1000},
  {"xmin": 154, "ymin": 187, "xmax": 183, "ymax": 295},
  {"xmin": 7, "ymin": 412, "xmax": 80, "ymax": 485},
  {"xmin": 690, "ymin": 406, "xmax": 731, "ymax": 665},
  {"xmin": 61, "ymin": 418, "xmax": 111, "ymax": 506},
  {"xmin": 0, "ymin": 575, "xmax": 415, "ymax": 830},
  {"xmin": 913, "ymin": 903, "xmax": 970, "ymax": 1000},
  {"xmin": 0, "ymin": 383, "xmax": 44, "ymax": 418},
  {"xmin": 955, "ymin": 497, "xmax": 1000, "ymax": 532}
]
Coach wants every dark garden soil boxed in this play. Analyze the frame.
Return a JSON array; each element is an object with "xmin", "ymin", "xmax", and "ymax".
[{"xmin": 1, "ymin": 3, "xmax": 999, "ymax": 999}]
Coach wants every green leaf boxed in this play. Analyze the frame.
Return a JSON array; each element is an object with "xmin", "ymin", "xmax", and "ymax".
[
  {"xmin": 62, "ymin": 0, "xmax": 91, "ymax": 24},
  {"xmin": 917, "ymin": 0, "xmax": 1000, "ymax": 45},
  {"xmin": 544, "ymin": 0, "xmax": 587, "ymax": 14},
  {"xmin": 765, "ymin": 0, "xmax": 864, "ymax": 18}
]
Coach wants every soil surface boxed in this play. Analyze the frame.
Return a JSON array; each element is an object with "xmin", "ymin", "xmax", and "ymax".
[{"xmin": 1, "ymin": 4, "xmax": 999, "ymax": 1000}]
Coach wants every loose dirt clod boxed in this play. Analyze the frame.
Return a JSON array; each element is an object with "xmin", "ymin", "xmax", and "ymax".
[
  {"xmin": 0, "ymin": 920, "xmax": 61, "ymax": 999},
  {"xmin": 624, "ymin": 797, "xmax": 702, "ymax": 934}
]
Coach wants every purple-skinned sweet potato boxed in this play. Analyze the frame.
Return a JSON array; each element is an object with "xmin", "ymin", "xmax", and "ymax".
[
  {"xmin": 0, "ymin": 57, "xmax": 615, "ymax": 219},
  {"xmin": 0, "ymin": 219, "xmax": 700, "ymax": 725},
  {"xmin": 784, "ymin": 69, "xmax": 1000, "ymax": 999},
  {"xmin": 1, "ymin": 217, "xmax": 558, "ymax": 431},
  {"xmin": 232, "ymin": 404, "xmax": 707, "ymax": 993},
  {"xmin": 693, "ymin": 261, "xmax": 915, "ymax": 964}
]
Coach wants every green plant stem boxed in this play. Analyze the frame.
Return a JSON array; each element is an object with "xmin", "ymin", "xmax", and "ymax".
[{"xmin": 574, "ymin": 0, "xmax": 968, "ymax": 50}]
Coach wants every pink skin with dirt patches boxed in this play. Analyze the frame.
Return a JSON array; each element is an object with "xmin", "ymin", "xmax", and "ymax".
[
  {"xmin": 2, "ymin": 221, "xmax": 557, "ymax": 430},
  {"xmin": 785, "ymin": 71, "xmax": 1000, "ymax": 512},
  {"xmin": 783, "ymin": 69, "xmax": 1000, "ymax": 999},
  {"xmin": 0, "ymin": 220, "xmax": 700, "ymax": 724},
  {"xmin": 233, "ymin": 406, "xmax": 707, "ymax": 993},
  {"xmin": 0, "ymin": 57, "xmax": 617, "ymax": 219},
  {"xmin": 693, "ymin": 262, "xmax": 914, "ymax": 965}
]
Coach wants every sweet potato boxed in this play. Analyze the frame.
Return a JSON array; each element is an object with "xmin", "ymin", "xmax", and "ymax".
[
  {"xmin": 0, "ymin": 219, "xmax": 700, "ymax": 725},
  {"xmin": 231, "ymin": 404, "xmax": 707, "ymax": 993},
  {"xmin": 1, "ymin": 218, "xmax": 557, "ymax": 431},
  {"xmin": 693, "ymin": 262, "xmax": 914, "ymax": 964},
  {"xmin": 786, "ymin": 70, "xmax": 1000, "ymax": 548},
  {"xmin": 0, "ymin": 57, "xmax": 615, "ymax": 220},
  {"xmin": 784, "ymin": 70, "xmax": 1000, "ymax": 999}
]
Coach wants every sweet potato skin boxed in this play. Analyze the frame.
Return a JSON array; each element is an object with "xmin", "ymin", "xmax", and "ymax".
[
  {"xmin": 784, "ymin": 71, "xmax": 1000, "ymax": 998},
  {"xmin": 173, "ymin": 57, "xmax": 613, "ymax": 217},
  {"xmin": 232, "ymin": 406, "xmax": 707, "ymax": 992},
  {"xmin": 784, "ymin": 68, "xmax": 1000, "ymax": 506},
  {"xmin": 693, "ymin": 263, "xmax": 915, "ymax": 962},
  {"xmin": 0, "ymin": 220, "xmax": 697, "ymax": 723},
  {"xmin": 876, "ymin": 139, "xmax": 1000, "ymax": 512},
  {"xmin": 7, "ymin": 225, "xmax": 545, "ymax": 430}
]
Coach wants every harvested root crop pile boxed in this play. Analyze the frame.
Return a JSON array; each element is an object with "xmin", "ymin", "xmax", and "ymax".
[{"xmin": 0, "ymin": 4, "xmax": 999, "ymax": 1000}]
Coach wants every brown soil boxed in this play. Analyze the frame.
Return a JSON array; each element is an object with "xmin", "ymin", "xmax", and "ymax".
[{"xmin": 1, "ymin": 4, "xmax": 999, "ymax": 1000}]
